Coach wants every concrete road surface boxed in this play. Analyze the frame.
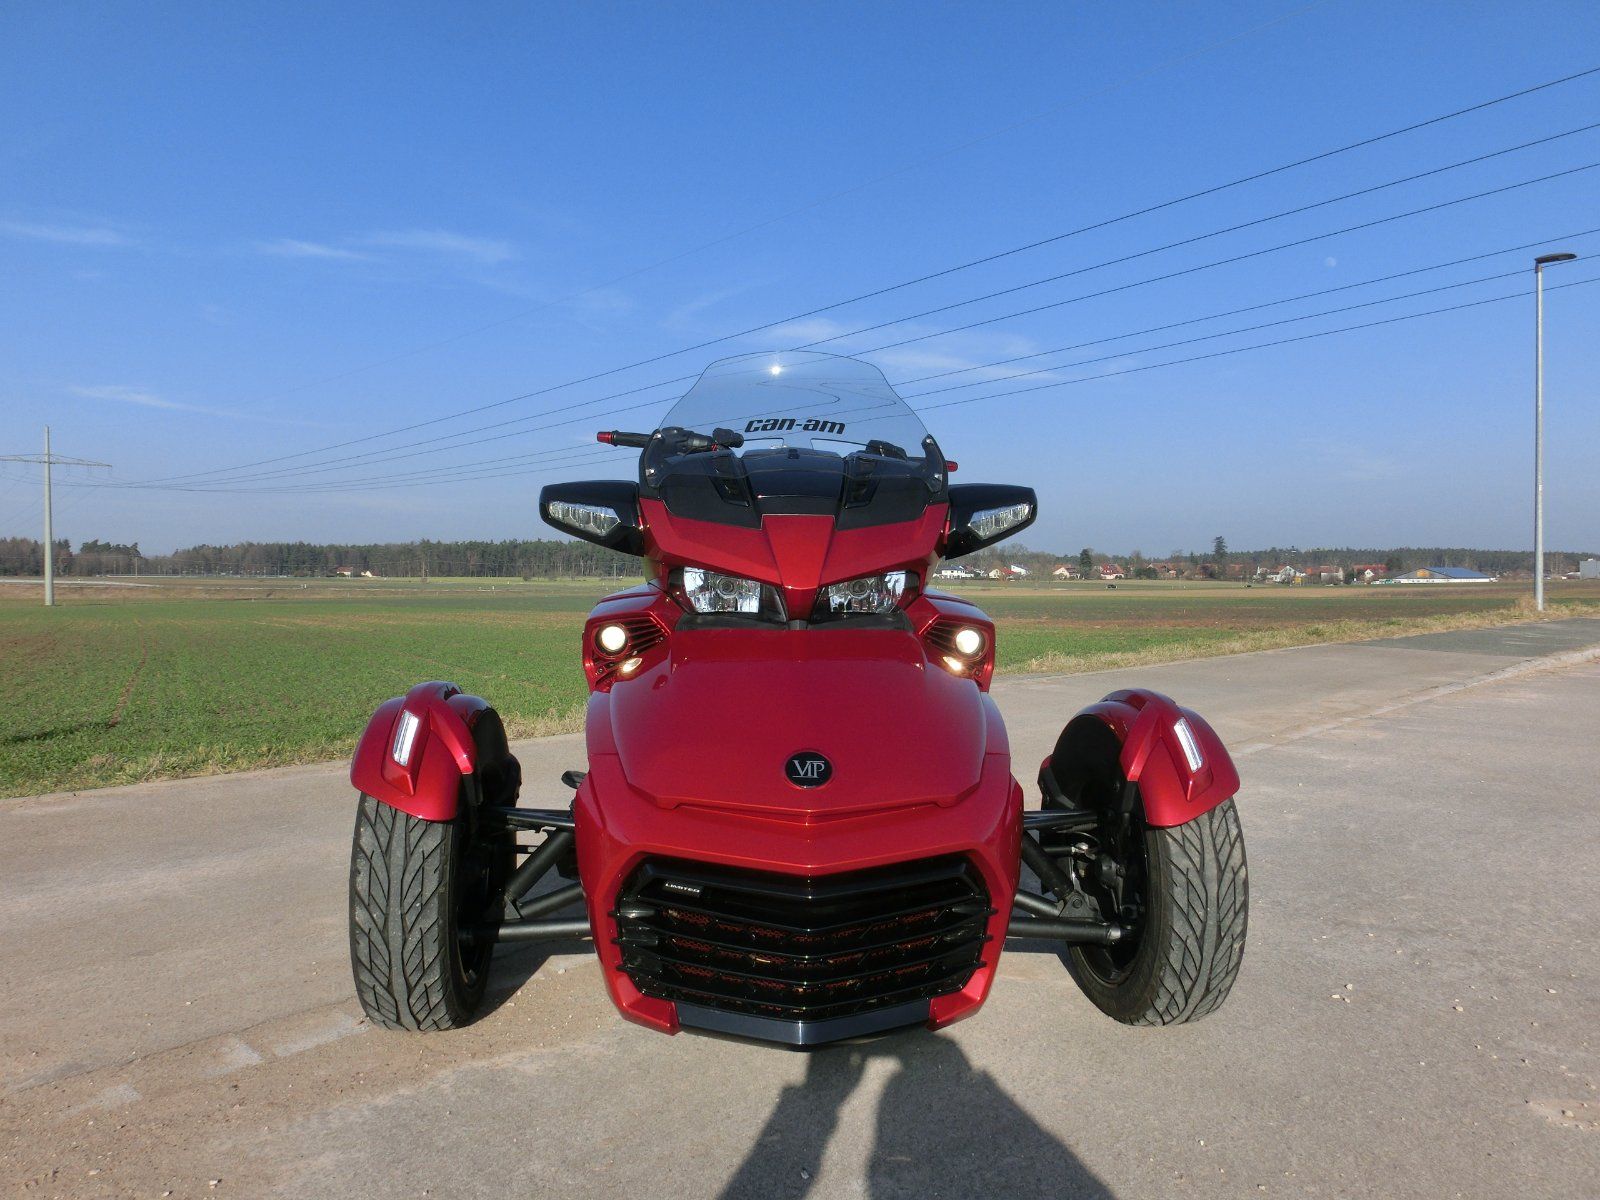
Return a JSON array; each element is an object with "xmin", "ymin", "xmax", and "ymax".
[{"xmin": 4, "ymin": 618, "xmax": 1600, "ymax": 1198}]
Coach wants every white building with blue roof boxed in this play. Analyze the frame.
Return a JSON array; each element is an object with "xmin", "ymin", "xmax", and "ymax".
[{"xmin": 1382, "ymin": 566, "xmax": 1497, "ymax": 584}]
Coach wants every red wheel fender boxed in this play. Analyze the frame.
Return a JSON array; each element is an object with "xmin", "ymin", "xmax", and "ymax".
[
  {"xmin": 1044, "ymin": 688, "xmax": 1239, "ymax": 828},
  {"xmin": 349, "ymin": 681, "xmax": 490, "ymax": 821}
]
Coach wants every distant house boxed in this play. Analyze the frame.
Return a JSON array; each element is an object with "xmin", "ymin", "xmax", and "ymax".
[
  {"xmin": 1384, "ymin": 566, "xmax": 1496, "ymax": 584},
  {"xmin": 936, "ymin": 566, "xmax": 973, "ymax": 579},
  {"xmin": 1265, "ymin": 565, "xmax": 1302, "ymax": 584},
  {"xmin": 1581, "ymin": 559, "xmax": 1600, "ymax": 580},
  {"xmin": 1052, "ymin": 564, "xmax": 1079, "ymax": 579},
  {"xmin": 988, "ymin": 568, "xmax": 1007, "ymax": 580},
  {"xmin": 1008, "ymin": 564, "xmax": 1030, "ymax": 578},
  {"xmin": 1099, "ymin": 564, "xmax": 1126, "ymax": 580},
  {"xmin": 333, "ymin": 566, "xmax": 356, "ymax": 577},
  {"xmin": 1149, "ymin": 561, "xmax": 1180, "ymax": 579},
  {"xmin": 1352, "ymin": 563, "xmax": 1388, "ymax": 583}
]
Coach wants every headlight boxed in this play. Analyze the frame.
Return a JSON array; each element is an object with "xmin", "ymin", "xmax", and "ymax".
[
  {"xmin": 681, "ymin": 567, "xmax": 777, "ymax": 615},
  {"xmin": 545, "ymin": 499, "xmax": 620, "ymax": 538},
  {"xmin": 817, "ymin": 571, "xmax": 907, "ymax": 617},
  {"xmin": 969, "ymin": 502, "xmax": 1033, "ymax": 540}
]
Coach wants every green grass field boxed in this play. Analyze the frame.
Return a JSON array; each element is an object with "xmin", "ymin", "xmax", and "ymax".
[{"xmin": 3, "ymin": 574, "xmax": 1596, "ymax": 796}]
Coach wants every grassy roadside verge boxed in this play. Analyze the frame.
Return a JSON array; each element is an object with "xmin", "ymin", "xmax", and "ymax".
[
  {"xmin": 1007, "ymin": 600, "xmax": 1600, "ymax": 676},
  {"xmin": 4, "ymin": 589, "xmax": 1597, "ymax": 798}
]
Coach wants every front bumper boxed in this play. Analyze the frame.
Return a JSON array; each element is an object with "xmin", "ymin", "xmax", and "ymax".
[{"xmin": 574, "ymin": 749, "xmax": 1022, "ymax": 1046}]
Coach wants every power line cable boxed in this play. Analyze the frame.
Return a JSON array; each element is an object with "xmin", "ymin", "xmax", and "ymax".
[
  {"xmin": 900, "ymin": 265, "xmax": 1551, "ymax": 399},
  {"xmin": 95, "ymin": 208, "xmax": 1600, "ymax": 496},
  {"xmin": 854, "ymin": 159, "xmax": 1600, "ymax": 355},
  {"xmin": 912, "ymin": 273, "xmax": 1599, "ymax": 413},
  {"xmin": 804, "ymin": 124, "xmax": 1600, "ymax": 353},
  {"xmin": 132, "ymin": 63, "xmax": 1600, "ymax": 487},
  {"xmin": 233, "ymin": 1, "xmax": 1336, "ymax": 412},
  {"xmin": 893, "ymin": 226, "xmax": 1600, "ymax": 386},
  {"xmin": 94, "ymin": 273, "xmax": 1596, "ymax": 496},
  {"xmin": 120, "ymin": 154, "xmax": 1600, "ymax": 491}
]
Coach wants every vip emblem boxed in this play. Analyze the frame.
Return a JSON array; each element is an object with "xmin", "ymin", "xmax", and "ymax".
[{"xmin": 785, "ymin": 751, "xmax": 832, "ymax": 788}]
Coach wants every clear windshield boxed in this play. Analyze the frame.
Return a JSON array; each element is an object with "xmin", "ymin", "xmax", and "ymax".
[{"xmin": 658, "ymin": 351, "xmax": 938, "ymax": 462}]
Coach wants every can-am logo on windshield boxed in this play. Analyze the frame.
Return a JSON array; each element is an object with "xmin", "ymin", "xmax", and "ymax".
[
  {"xmin": 785, "ymin": 751, "xmax": 832, "ymax": 788},
  {"xmin": 745, "ymin": 417, "xmax": 847, "ymax": 436}
]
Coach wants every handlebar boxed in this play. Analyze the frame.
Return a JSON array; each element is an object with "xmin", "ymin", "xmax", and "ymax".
[
  {"xmin": 597, "ymin": 427, "xmax": 745, "ymax": 452},
  {"xmin": 596, "ymin": 430, "xmax": 653, "ymax": 449}
]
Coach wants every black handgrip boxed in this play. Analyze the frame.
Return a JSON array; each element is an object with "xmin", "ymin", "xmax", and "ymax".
[
  {"xmin": 711, "ymin": 427, "xmax": 744, "ymax": 449},
  {"xmin": 598, "ymin": 430, "xmax": 652, "ymax": 448}
]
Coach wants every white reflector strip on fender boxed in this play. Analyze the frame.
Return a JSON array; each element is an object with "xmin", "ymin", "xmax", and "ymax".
[
  {"xmin": 1173, "ymin": 717, "xmax": 1204, "ymax": 772},
  {"xmin": 391, "ymin": 709, "xmax": 421, "ymax": 767}
]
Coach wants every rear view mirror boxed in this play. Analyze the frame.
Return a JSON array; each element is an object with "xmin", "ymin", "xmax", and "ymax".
[
  {"xmin": 539, "ymin": 481, "xmax": 646, "ymax": 556},
  {"xmin": 942, "ymin": 483, "xmax": 1037, "ymax": 558}
]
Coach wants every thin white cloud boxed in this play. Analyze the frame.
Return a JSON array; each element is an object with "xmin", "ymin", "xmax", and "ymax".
[
  {"xmin": 564, "ymin": 287, "xmax": 636, "ymax": 326},
  {"xmin": 662, "ymin": 285, "xmax": 753, "ymax": 330},
  {"xmin": 256, "ymin": 238, "xmax": 369, "ymax": 261},
  {"xmin": 764, "ymin": 316, "xmax": 859, "ymax": 345},
  {"xmin": 759, "ymin": 318, "xmax": 1057, "ymax": 389},
  {"xmin": 1, "ymin": 219, "xmax": 132, "ymax": 247},
  {"xmin": 256, "ymin": 229, "xmax": 517, "ymax": 268},
  {"xmin": 73, "ymin": 385, "xmax": 189, "ymax": 411},
  {"xmin": 69, "ymin": 385, "xmax": 329, "ymax": 427},
  {"xmin": 363, "ymin": 228, "xmax": 516, "ymax": 265}
]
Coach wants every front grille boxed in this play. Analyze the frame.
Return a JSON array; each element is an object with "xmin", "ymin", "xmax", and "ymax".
[
  {"xmin": 923, "ymin": 619, "xmax": 968, "ymax": 658},
  {"xmin": 613, "ymin": 856, "xmax": 993, "ymax": 1024}
]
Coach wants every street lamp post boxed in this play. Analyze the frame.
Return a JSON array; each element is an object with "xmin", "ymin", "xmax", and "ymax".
[{"xmin": 1533, "ymin": 251, "xmax": 1577, "ymax": 612}]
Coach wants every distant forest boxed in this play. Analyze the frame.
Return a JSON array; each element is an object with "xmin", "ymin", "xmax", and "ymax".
[
  {"xmin": 0, "ymin": 537, "xmax": 636, "ymax": 579},
  {"xmin": 1, "ymin": 536, "xmax": 1595, "ymax": 580}
]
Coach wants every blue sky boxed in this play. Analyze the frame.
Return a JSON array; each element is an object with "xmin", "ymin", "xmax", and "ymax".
[{"xmin": 2, "ymin": 1, "xmax": 1598, "ymax": 556}]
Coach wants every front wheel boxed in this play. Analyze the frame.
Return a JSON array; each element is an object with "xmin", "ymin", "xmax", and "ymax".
[
  {"xmin": 348, "ymin": 795, "xmax": 497, "ymax": 1030},
  {"xmin": 1068, "ymin": 798, "xmax": 1248, "ymax": 1025}
]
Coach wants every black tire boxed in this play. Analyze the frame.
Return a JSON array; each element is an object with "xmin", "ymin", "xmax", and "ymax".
[
  {"xmin": 348, "ymin": 795, "xmax": 493, "ymax": 1030},
  {"xmin": 1067, "ymin": 797, "xmax": 1248, "ymax": 1025},
  {"xmin": 348, "ymin": 709, "xmax": 518, "ymax": 1031}
]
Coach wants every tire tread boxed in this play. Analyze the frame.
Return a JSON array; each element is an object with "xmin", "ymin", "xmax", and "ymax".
[
  {"xmin": 1069, "ymin": 797, "xmax": 1248, "ymax": 1025},
  {"xmin": 349, "ymin": 795, "xmax": 472, "ymax": 1031}
]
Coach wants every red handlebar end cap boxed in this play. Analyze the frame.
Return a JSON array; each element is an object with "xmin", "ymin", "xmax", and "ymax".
[
  {"xmin": 945, "ymin": 460, "xmax": 959, "ymax": 473},
  {"xmin": 596, "ymin": 431, "xmax": 615, "ymax": 444}
]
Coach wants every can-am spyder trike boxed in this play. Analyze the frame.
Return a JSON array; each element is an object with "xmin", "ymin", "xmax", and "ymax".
[{"xmin": 348, "ymin": 352, "xmax": 1247, "ymax": 1046}]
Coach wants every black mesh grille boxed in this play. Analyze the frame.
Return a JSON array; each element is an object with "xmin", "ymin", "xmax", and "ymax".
[{"xmin": 613, "ymin": 856, "xmax": 993, "ymax": 1024}]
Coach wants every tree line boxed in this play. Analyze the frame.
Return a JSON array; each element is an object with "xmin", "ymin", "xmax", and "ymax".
[
  {"xmin": 1, "ymin": 535, "xmax": 1593, "ymax": 581},
  {"xmin": 0, "ymin": 537, "xmax": 637, "ymax": 579}
]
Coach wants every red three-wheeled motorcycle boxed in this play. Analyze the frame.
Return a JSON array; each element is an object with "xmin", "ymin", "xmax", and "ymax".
[{"xmin": 347, "ymin": 352, "xmax": 1247, "ymax": 1046}]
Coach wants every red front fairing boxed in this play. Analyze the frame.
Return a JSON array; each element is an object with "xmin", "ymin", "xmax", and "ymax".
[
  {"xmin": 574, "ymin": 501, "xmax": 1020, "ymax": 1035},
  {"xmin": 576, "ymin": 670, "xmax": 1021, "ymax": 1035},
  {"xmin": 639, "ymin": 497, "xmax": 948, "ymax": 619}
]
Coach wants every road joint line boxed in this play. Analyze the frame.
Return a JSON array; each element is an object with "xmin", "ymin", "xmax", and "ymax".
[{"xmin": 1235, "ymin": 644, "xmax": 1600, "ymax": 757}]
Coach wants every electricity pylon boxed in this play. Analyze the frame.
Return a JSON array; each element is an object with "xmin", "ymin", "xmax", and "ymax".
[{"xmin": 0, "ymin": 427, "xmax": 112, "ymax": 606}]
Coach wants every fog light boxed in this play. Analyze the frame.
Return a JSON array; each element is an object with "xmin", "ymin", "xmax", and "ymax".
[
  {"xmin": 952, "ymin": 626, "xmax": 984, "ymax": 657},
  {"xmin": 942, "ymin": 655, "xmax": 967, "ymax": 674},
  {"xmin": 616, "ymin": 656, "xmax": 644, "ymax": 678},
  {"xmin": 596, "ymin": 623, "xmax": 629, "ymax": 655}
]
